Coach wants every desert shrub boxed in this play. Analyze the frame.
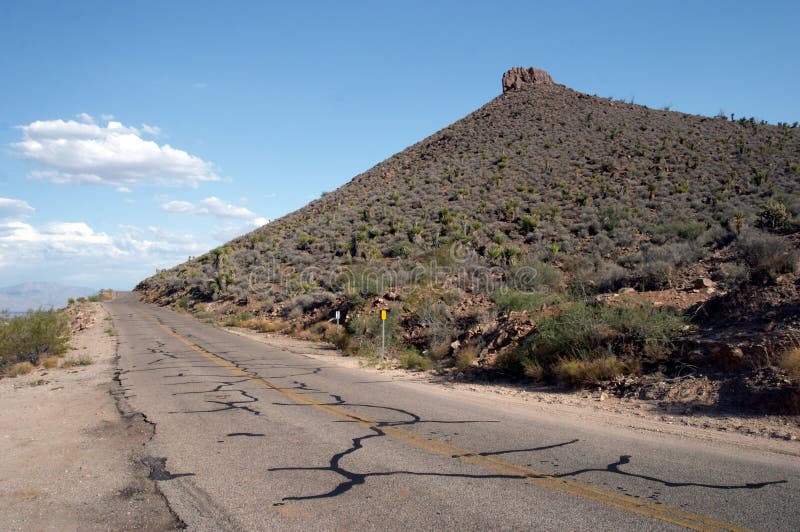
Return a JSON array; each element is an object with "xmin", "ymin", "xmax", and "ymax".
[
  {"xmin": 398, "ymin": 349, "xmax": 433, "ymax": 371},
  {"xmin": 61, "ymin": 356, "xmax": 92, "ymax": 368},
  {"xmin": 639, "ymin": 260, "xmax": 674, "ymax": 289},
  {"xmin": 494, "ymin": 348, "xmax": 526, "ymax": 376},
  {"xmin": 522, "ymin": 358, "xmax": 544, "ymax": 381},
  {"xmin": 552, "ymin": 356, "xmax": 626, "ymax": 386},
  {"xmin": 596, "ymin": 261, "xmax": 628, "ymax": 293},
  {"xmin": 243, "ymin": 318, "xmax": 289, "ymax": 333},
  {"xmin": 508, "ymin": 261, "xmax": 562, "ymax": 292},
  {"xmin": 0, "ymin": 309, "xmax": 69, "ymax": 366},
  {"xmin": 716, "ymin": 262, "xmax": 750, "ymax": 286},
  {"xmin": 5, "ymin": 361, "xmax": 35, "ymax": 377},
  {"xmin": 283, "ymin": 292, "xmax": 335, "ymax": 316},
  {"xmin": 612, "ymin": 304, "xmax": 687, "ymax": 360},
  {"xmin": 736, "ymin": 230, "xmax": 798, "ymax": 283},
  {"xmin": 455, "ymin": 344, "xmax": 479, "ymax": 372},
  {"xmin": 193, "ymin": 311, "xmax": 216, "ymax": 323},
  {"xmin": 757, "ymin": 199, "xmax": 791, "ymax": 231},
  {"xmin": 41, "ymin": 356, "xmax": 60, "ymax": 369},
  {"xmin": 650, "ymin": 220, "xmax": 706, "ymax": 244},
  {"xmin": 223, "ymin": 311, "xmax": 254, "ymax": 327},
  {"xmin": 531, "ymin": 303, "xmax": 614, "ymax": 363},
  {"xmin": 530, "ymin": 302, "xmax": 685, "ymax": 366},
  {"xmin": 410, "ymin": 297, "xmax": 452, "ymax": 349},
  {"xmin": 491, "ymin": 290, "xmax": 544, "ymax": 314}
]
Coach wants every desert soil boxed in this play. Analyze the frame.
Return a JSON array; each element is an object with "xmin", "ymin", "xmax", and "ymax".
[
  {"xmin": 0, "ymin": 302, "xmax": 181, "ymax": 531},
  {"xmin": 228, "ymin": 327, "xmax": 800, "ymax": 455}
]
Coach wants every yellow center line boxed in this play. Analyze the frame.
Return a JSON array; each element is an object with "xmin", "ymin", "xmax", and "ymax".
[{"xmin": 141, "ymin": 310, "xmax": 748, "ymax": 532}]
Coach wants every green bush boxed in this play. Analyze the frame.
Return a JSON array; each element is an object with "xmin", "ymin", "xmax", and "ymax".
[
  {"xmin": 530, "ymin": 302, "xmax": 685, "ymax": 366},
  {"xmin": 737, "ymin": 230, "xmax": 798, "ymax": 283},
  {"xmin": 224, "ymin": 311, "xmax": 255, "ymax": 327},
  {"xmin": 491, "ymin": 290, "xmax": 544, "ymax": 313},
  {"xmin": 398, "ymin": 349, "xmax": 433, "ymax": 371},
  {"xmin": 553, "ymin": 356, "xmax": 626, "ymax": 386},
  {"xmin": 650, "ymin": 220, "xmax": 706, "ymax": 244},
  {"xmin": 0, "ymin": 309, "xmax": 69, "ymax": 367}
]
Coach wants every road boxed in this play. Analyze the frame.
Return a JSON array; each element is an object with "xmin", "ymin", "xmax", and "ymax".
[{"xmin": 107, "ymin": 293, "xmax": 800, "ymax": 531}]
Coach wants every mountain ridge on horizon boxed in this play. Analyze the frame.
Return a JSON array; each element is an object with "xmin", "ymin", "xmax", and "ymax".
[{"xmin": 0, "ymin": 282, "xmax": 96, "ymax": 313}]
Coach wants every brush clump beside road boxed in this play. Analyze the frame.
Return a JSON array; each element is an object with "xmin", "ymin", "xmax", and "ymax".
[{"xmin": 0, "ymin": 296, "xmax": 181, "ymax": 530}]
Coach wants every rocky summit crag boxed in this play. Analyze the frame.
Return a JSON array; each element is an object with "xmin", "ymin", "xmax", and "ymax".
[{"xmin": 137, "ymin": 67, "xmax": 800, "ymax": 413}]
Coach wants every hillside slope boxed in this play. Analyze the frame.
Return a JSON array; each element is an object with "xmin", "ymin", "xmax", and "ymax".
[{"xmin": 137, "ymin": 67, "xmax": 800, "ymax": 407}]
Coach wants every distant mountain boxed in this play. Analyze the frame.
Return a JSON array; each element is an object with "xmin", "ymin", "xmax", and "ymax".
[{"xmin": 0, "ymin": 282, "xmax": 96, "ymax": 312}]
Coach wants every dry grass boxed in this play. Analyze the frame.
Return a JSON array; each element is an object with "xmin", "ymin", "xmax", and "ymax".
[
  {"xmin": 522, "ymin": 359, "xmax": 544, "ymax": 381},
  {"xmin": 61, "ymin": 356, "xmax": 93, "ymax": 368},
  {"xmin": 455, "ymin": 345, "xmax": 479, "ymax": 372},
  {"xmin": 242, "ymin": 318, "xmax": 290, "ymax": 334},
  {"xmin": 553, "ymin": 356, "xmax": 626, "ymax": 386},
  {"xmin": 5, "ymin": 361, "xmax": 35, "ymax": 377},
  {"xmin": 780, "ymin": 348, "xmax": 800, "ymax": 378},
  {"xmin": 41, "ymin": 356, "xmax": 61, "ymax": 369}
]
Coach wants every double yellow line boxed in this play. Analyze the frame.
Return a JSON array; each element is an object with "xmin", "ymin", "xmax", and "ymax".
[{"xmin": 144, "ymin": 310, "xmax": 746, "ymax": 531}]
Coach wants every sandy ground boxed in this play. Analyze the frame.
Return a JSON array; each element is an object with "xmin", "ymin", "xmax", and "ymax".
[
  {"xmin": 228, "ymin": 327, "xmax": 800, "ymax": 456},
  {"xmin": 0, "ymin": 303, "xmax": 180, "ymax": 531}
]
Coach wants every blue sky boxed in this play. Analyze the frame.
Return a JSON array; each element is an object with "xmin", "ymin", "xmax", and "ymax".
[{"xmin": 1, "ymin": 0, "xmax": 798, "ymax": 290}]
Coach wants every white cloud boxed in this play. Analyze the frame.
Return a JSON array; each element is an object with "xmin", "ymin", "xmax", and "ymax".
[
  {"xmin": 161, "ymin": 196, "xmax": 269, "ymax": 225},
  {"xmin": 141, "ymin": 124, "xmax": 162, "ymax": 136},
  {"xmin": 76, "ymin": 112, "xmax": 95, "ymax": 124},
  {"xmin": 0, "ymin": 215, "xmax": 210, "ymax": 287},
  {"xmin": 160, "ymin": 200, "xmax": 195, "ymax": 213},
  {"xmin": 0, "ymin": 197, "xmax": 35, "ymax": 221},
  {"xmin": 13, "ymin": 118, "xmax": 220, "ymax": 188},
  {"xmin": 116, "ymin": 186, "xmax": 132, "ymax": 193},
  {"xmin": 209, "ymin": 217, "xmax": 269, "ymax": 242},
  {"xmin": 197, "ymin": 196, "xmax": 258, "ymax": 219}
]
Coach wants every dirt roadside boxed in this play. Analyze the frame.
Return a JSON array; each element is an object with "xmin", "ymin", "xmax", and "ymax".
[
  {"xmin": 227, "ymin": 327, "xmax": 800, "ymax": 456},
  {"xmin": 0, "ymin": 303, "xmax": 182, "ymax": 531}
]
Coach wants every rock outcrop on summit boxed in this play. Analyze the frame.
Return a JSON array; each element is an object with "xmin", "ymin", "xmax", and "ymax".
[{"xmin": 502, "ymin": 66, "xmax": 554, "ymax": 92}]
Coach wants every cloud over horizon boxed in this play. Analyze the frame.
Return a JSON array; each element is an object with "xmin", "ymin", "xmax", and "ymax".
[
  {"xmin": 12, "ymin": 115, "xmax": 220, "ymax": 188},
  {"xmin": 0, "ymin": 197, "xmax": 209, "ymax": 288},
  {"xmin": 159, "ymin": 196, "xmax": 269, "ymax": 226}
]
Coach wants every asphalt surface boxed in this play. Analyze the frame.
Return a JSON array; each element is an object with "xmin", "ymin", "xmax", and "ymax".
[{"xmin": 108, "ymin": 293, "xmax": 800, "ymax": 531}]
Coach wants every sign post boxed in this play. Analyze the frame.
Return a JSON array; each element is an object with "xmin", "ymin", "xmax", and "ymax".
[
  {"xmin": 335, "ymin": 310, "xmax": 341, "ymax": 333},
  {"xmin": 380, "ymin": 309, "xmax": 387, "ymax": 359}
]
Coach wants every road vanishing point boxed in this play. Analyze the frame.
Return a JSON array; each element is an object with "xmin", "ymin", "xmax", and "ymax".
[{"xmin": 108, "ymin": 293, "xmax": 800, "ymax": 531}]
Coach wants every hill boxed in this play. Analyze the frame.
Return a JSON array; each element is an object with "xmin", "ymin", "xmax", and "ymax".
[{"xmin": 137, "ymin": 67, "xmax": 800, "ymax": 410}]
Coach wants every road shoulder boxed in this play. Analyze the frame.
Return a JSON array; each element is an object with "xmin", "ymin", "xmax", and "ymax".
[{"xmin": 0, "ymin": 302, "xmax": 182, "ymax": 530}]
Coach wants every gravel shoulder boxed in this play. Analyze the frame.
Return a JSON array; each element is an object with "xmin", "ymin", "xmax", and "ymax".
[
  {"xmin": 0, "ymin": 302, "xmax": 181, "ymax": 531},
  {"xmin": 227, "ymin": 326, "xmax": 800, "ymax": 457}
]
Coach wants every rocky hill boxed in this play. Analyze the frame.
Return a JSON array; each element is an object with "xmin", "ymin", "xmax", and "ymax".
[{"xmin": 137, "ymin": 67, "xmax": 800, "ymax": 411}]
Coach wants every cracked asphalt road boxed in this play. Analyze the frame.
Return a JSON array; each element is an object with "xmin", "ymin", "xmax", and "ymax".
[{"xmin": 108, "ymin": 293, "xmax": 800, "ymax": 531}]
